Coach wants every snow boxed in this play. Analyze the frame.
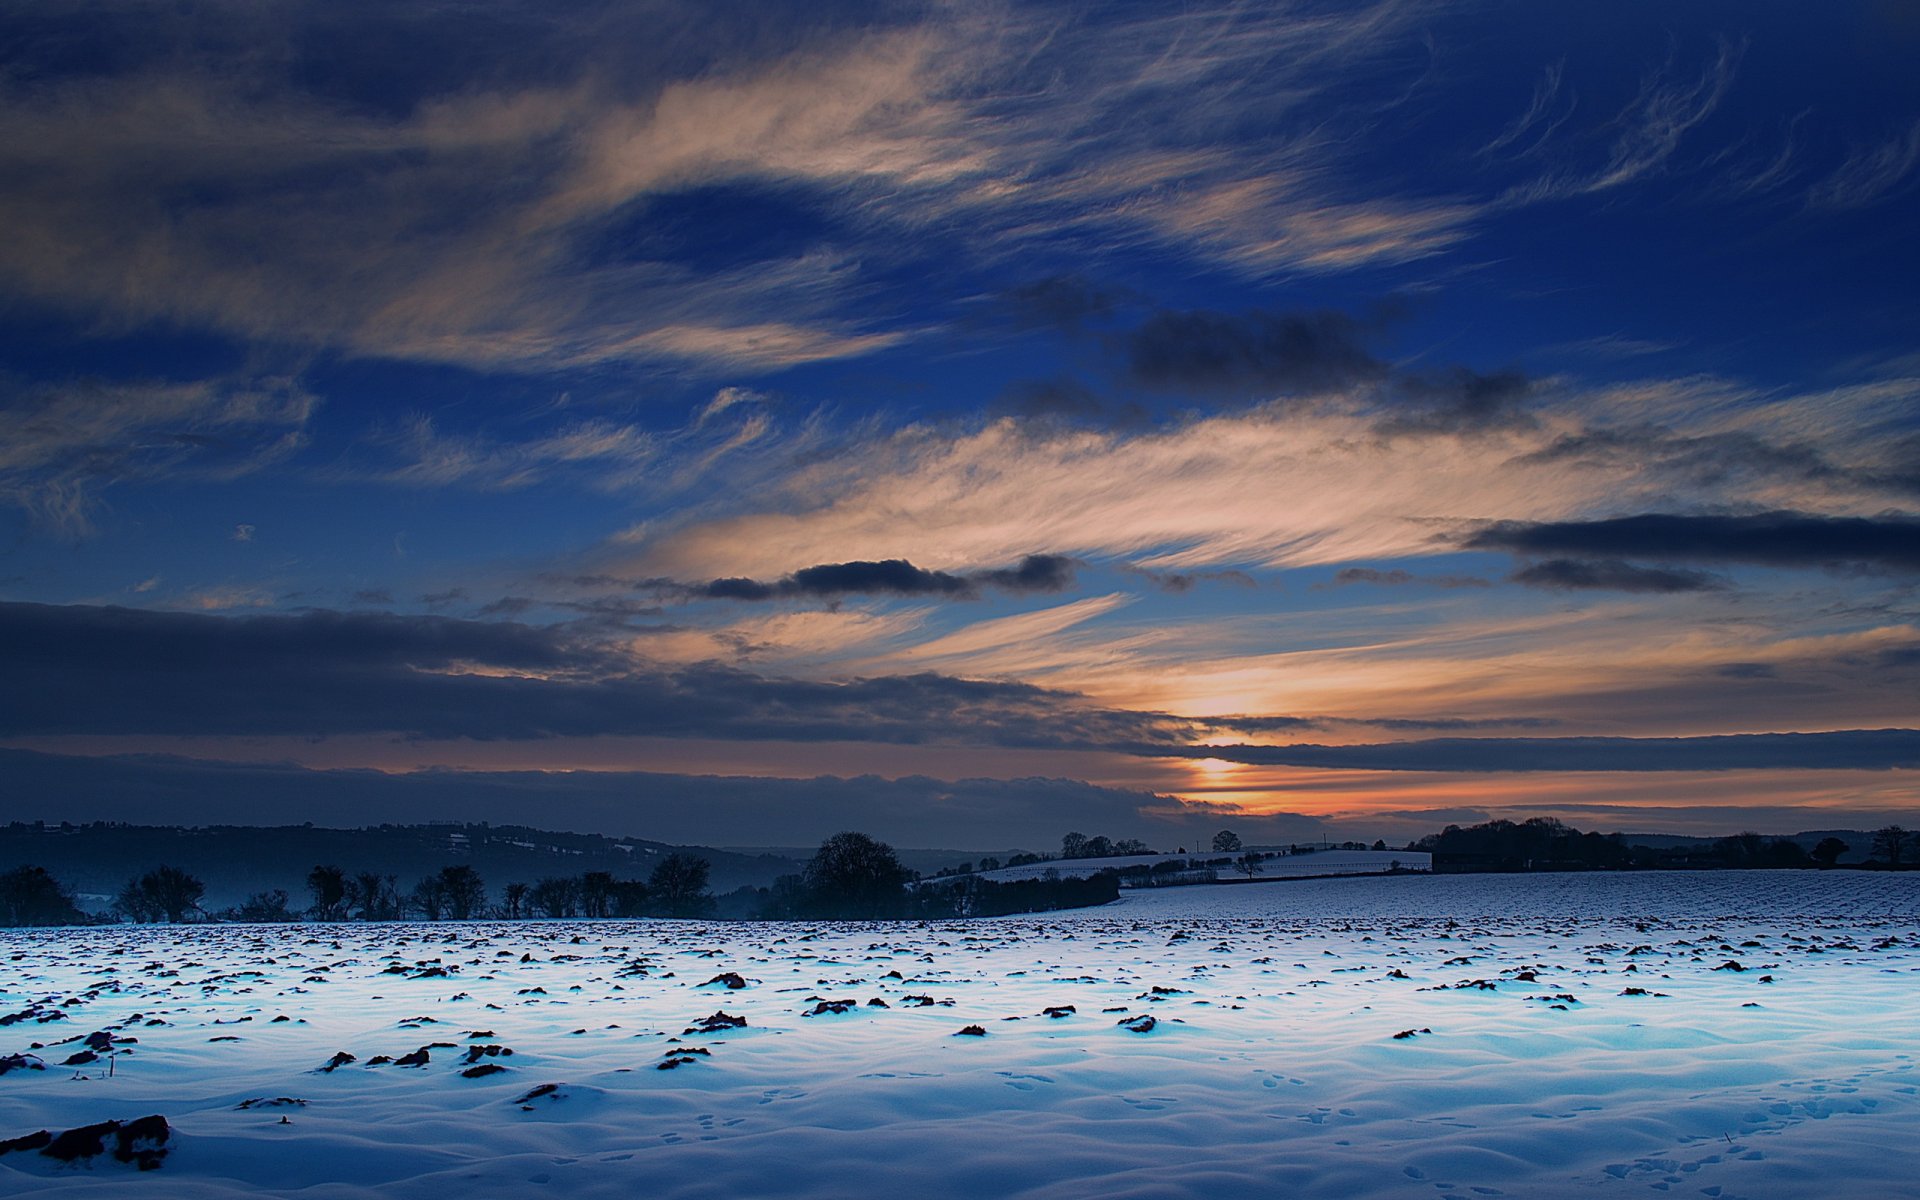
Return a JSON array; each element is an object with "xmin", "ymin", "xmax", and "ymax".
[{"xmin": 4, "ymin": 871, "xmax": 1918, "ymax": 1197}]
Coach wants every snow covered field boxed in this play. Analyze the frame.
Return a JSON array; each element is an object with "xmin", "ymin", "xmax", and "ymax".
[{"xmin": 4, "ymin": 871, "xmax": 1918, "ymax": 1198}]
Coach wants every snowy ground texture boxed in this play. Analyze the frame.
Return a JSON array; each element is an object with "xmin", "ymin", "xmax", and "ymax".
[{"xmin": 4, "ymin": 871, "xmax": 1918, "ymax": 1198}]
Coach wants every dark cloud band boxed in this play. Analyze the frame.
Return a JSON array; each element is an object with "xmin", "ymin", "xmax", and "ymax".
[
  {"xmin": 1465, "ymin": 511, "xmax": 1920, "ymax": 572},
  {"xmin": 1151, "ymin": 729, "xmax": 1920, "ymax": 772},
  {"xmin": 699, "ymin": 554, "xmax": 1077, "ymax": 601}
]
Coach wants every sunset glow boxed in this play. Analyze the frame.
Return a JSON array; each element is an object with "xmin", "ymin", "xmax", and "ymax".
[{"xmin": 0, "ymin": 1, "xmax": 1914, "ymax": 848}]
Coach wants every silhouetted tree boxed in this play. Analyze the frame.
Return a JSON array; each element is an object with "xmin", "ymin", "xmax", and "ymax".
[
  {"xmin": 307, "ymin": 864, "xmax": 349, "ymax": 921},
  {"xmin": 350, "ymin": 871, "xmax": 397, "ymax": 920},
  {"xmin": 1811, "ymin": 837, "xmax": 1849, "ymax": 868},
  {"xmin": 609, "ymin": 878, "xmax": 651, "ymax": 916},
  {"xmin": 0, "ymin": 865, "xmax": 86, "ymax": 926},
  {"xmin": 1212, "ymin": 830, "xmax": 1242, "ymax": 853},
  {"xmin": 234, "ymin": 890, "xmax": 293, "ymax": 922},
  {"xmin": 1761, "ymin": 839, "xmax": 1809, "ymax": 868},
  {"xmin": 503, "ymin": 881, "xmax": 529, "ymax": 919},
  {"xmin": 1414, "ymin": 817, "xmax": 1632, "ymax": 872},
  {"xmin": 529, "ymin": 876, "xmax": 579, "ymax": 918},
  {"xmin": 1060, "ymin": 831, "xmax": 1089, "ymax": 859},
  {"xmin": 649, "ymin": 854, "xmax": 713, "ymax": 917},
  {"xmin": 579, "ymin": 871, "xmax": 615, "ymax": 918},
  {"xmin": 1235, "ymin": 851, "xmax": 1262, "ymax": 879},
  {"xmin": 436, "ymin": 865, "xmax": 486, "ymax": 920},
  {"xmin": 1714, "ymin": 831, "xmax": 1770, "ymax": 868},
  {"xmin": 802, "ymin": 832, "xmax": 913, "ymax": 918},
  {"xmin": 116, "ymin": 865, "xmax": 204, "ymax": 923},
  {"xmin": 1871, "ymin": 825, "xmax": 1909, "ymax": 867},
  {"xmin": 114, "ymin": 880, "xmax": 160, "ymax": 922},
  {"xmin": 411, "ymin": 876, "xmax": 447, "ymax": 920},
  {"xmin": 977, "ymin": 856, "xmax": 1002, "ymax": 872}
]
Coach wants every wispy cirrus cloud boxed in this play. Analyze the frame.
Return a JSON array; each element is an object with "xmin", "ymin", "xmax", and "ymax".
[
  {"xmin": 348, "ymin": 414, "xmax": 656, "ymax": 492},
  {"xmin": 1499, "ymin": 36, "xmax": 1746, "ymax": 203},
  {"xmin": 0, "ymin": 1, "xmax": 1489, "ymax": 374},
  {"xmin": 611, "ymin": 368, "xmax": 1917, "ymax": 583},
  {"xmin": 0, "ymin": 375, "xmax": 315, "ymax": 535},
  {"xmin": 1807, "ymin": 120, "xmax": 1920, "ymax": 209}
]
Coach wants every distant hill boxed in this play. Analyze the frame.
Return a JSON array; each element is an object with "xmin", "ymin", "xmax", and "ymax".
[
  {"xmin": 723, "ymin": 845, "xmax": 1035, "ymax": 877},
  {"xmin": 1622, "ymin": 830, "xmax": 1876, "ymax": 862},
  {"xmin": 0, "ymin": 821, "xmax": 802, "ymax": 912}
]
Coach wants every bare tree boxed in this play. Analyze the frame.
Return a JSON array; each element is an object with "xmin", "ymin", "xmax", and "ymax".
[
  {"xmin": 411, "ymin": 876, "xmax": 447, "ymax": 920},
  {"xmin": 1212, "ymin": 830, "xmax": 1242, "ymax": 853},
  {"xmin": 802, "ymin": 832, "xmax": 912, "ymax": 918},
  {"xmin": 0, "ymin": 866, "xmax": 85, "ymax": 927},
  {"xmin": 579, "ymin": 871, "xmax": 615, "ymax": 918},
  {"xmin": 116, "ymin": 865, "xmax": 204, "ymax": 923},
  {"xmin": 436, "ymin": 865, "xmax": 486, "ymax": 920},
  {"xmin": 529, "ymin": 876, "xmax": 580, "ymax": 918},
  {"xmin": 1871, "ymin": 826, "xmax": 1909, "ymax": 867},
  {"xmin": 649, "ymin": 854, "xmax": 713, "ymax": 918},
  {"xmin": 307, "ymin": 864, "xmax": 349, "ymax": 921},
  {"xmin": 351, "ymin": 871, "xmax": 397, "ymax": 921}
]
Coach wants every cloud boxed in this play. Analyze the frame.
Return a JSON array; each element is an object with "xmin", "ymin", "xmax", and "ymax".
[
  {"xmin": 606, "ymin": 366, "xmax": 1920, "ymax": 589},
  {"xmin": 870, "ymin": 594, "xmax": 1133, "ymax": 671},
  {"xmin": 1808, "ymin": 119, "xmax": 1920, "ymax": 209},
  {"xmin": 0, "ymin": 601, "xmax": 1187, "ymax": 748},
  {"xmin": 975, "ymin": 554, "xmax": 1080, "ymax": 593},
  {"xmin": 1155, "ymin": 729, "xmax": 1920, "ymax": 773},
  {"xmin": 0, "ymin": 747, "xmax": 1326, "ymax": 850},
  {"xmin": 348, "ymin": 414, "xmax": 656, "ymax": 492},
  {"xmin": 1118, "ymin": 307, "xmax": 1386, "ymax": 397},
  {"xmin": 619, "ymin": 407, "xmax": 1634, "ymax": 581},
  {"xmin": 995, "ymin": 275, "xmax": 1130, "ymax": 333},
  {"xmin": 1376, "ymin": 368, "xmax": 1537, "ymax": 435},
  {"xmin": 1331, "ymin": 568, "xmax": 1491, "ymax": 589},
  {"xmin": 1477, "ymin": 61, "xmax": 1570, "ymax": 159},
  {"xmin": 699, "ymin": 555, "xmax": 1078, "ymax": 602},
  {"xmin": 1515, "ymin": 421, "xmax": 1920, "ymax": 504},
  {"xmin": 1211, "ymin": 714, "xmax": 1560, "ymax": 734},
  {"xmin": 0, "ymin": 375, "xmax": 315, "ymax": 535},
  {"xmin": 1465, "ymin": 511, "xmax": 1920, "ymax": 572},
  {"xmin": 1123, "ymin": 566, "xmax": 1258, "ymax": 593},
  {"xmin": 1508, "ymin": 558, "xmax": 1727, "ymax": 593},
  {"xmin": 0, "ymin": 1, "xmax": 1481, "ymax": 373},
  {"xmin": 1505, "ymin": 36, "xmax": 1745, "ymax": 201},
  {"xmin": 1588, "ymin": 37, "xmax": 1744, "ymax": 192}
]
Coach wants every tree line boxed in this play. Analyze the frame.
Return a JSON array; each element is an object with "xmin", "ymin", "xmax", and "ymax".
[
  {"xmin": 0, "ymin": 832, "xmax": 1124, "ymax": 926},
  {"xmin": 739, "ymin": 832, "xmax": 1119, "ymax": 919},
  {"xmin": 0, "ymin": 853, "xmax": 718, "ymax": 926},
  {"xmin": 1412, "ymin": 818, "xmax": 1914, "ymax": 872},
  {"xmin": 8, "ymin": 822, "xmax": 1913, "ymax": 926}
]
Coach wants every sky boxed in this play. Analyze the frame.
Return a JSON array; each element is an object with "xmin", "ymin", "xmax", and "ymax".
[{"xmin": 2, "ymin": 0, "xmax": 1917, "ymax": 849}]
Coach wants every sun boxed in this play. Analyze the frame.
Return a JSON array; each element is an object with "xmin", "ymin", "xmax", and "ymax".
[{"xmin": 1192, "ymin": 756, "xmax": 1239, "ymax": 782}]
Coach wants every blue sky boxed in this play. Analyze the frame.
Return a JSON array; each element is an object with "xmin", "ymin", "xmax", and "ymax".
[{"xmin": 1, "ymin": 1, "xmax": 1916, "ymax": 846}]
